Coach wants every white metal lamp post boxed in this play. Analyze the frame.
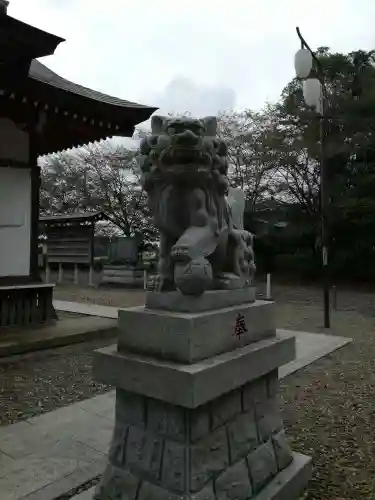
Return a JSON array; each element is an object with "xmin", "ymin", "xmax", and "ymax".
[{"xmin": 294, "ymin": 28, "xmax": 330, "ymax": 328}]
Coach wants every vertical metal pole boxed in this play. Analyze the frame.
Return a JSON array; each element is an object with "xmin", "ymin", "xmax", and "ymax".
[
  {"xmin": 295, "ymin": 27, "xmax": 331, "ymax": 327},
  {"xmin": 320, "ymin": 95, "xmax": 330, "ymax": 328}
]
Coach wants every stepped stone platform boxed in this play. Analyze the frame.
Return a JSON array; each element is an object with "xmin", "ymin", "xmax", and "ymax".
[
  {"xmin": 92, "ymin": 290, "xmax": 312, "ymax": 499},
  {"xmin": 0, "ymin": 326, "xmax": 351, "ymax": 500},
  {"xmin": 0, "ymin": 315, "xmax": 117, "ymax": 357}
]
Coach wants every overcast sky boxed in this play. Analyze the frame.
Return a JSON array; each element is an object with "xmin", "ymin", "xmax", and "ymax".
[{"xmin": 10, "ymin": 0, "xmax": 375, "ymax": 128}]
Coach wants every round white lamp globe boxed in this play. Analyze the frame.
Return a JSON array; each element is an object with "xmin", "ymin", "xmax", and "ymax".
[
  {"xmin": 303, "ymin": 78, "xmax": 323, "ymax": 114},
  {"xmin": 294, "ymin": 48, "xmax": 313, "ymax": 79}
]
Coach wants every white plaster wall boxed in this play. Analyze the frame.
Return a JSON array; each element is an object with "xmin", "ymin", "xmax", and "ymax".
[{"xmin": 0, "ymin": 168, "xmax": 31, "ymax": 276}]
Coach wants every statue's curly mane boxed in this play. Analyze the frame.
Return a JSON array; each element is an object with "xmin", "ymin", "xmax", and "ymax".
[
  {"xmin": 139, "ymin": 116, "xmax": 228, "ymax": 187},
  {"xmin": 138, "ymin": 115, "xmax": 230, "ymax": 235}
]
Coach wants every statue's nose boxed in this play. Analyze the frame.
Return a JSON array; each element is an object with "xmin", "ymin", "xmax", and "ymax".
[{"xmin": 176, "ymin": 129, "xmax": 199, "ymax": 146}]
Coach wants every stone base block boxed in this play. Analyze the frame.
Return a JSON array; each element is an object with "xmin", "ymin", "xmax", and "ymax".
[
  {"xmin": 145, "ymin": 287, "xmax": 256, "ymax": 313},
  {"xmin": 93, "ymin": 369, "xmax": 311, "ymax": 500},
  {"xmin": 93, "ymin": 299, "xmax": 310, "ymax": 500},
  {"xmin": 94, "ymin": 334, "xmax": 295, "ymax": 408},
  {"xmin": 118, "ymin": 300, "xmax": 275, "ymax": 363},
  {"xmin": 251, "ymin": 452, "xmax": 312, "ymax": 500}
]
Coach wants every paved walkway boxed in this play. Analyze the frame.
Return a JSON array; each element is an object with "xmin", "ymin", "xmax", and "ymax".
[
  {"xmin": 0, "ymin": 316, "xmax": 117, "ymax": 358},
  {"xmin": 0, "ymin": 300, "xmax": 351, "ymax": 500},
  {"xmin": 54, "ymin": 300, "xmax": 119, "ymax": 319}
]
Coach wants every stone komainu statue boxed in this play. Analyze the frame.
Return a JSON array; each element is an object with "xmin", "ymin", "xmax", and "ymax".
[{"xmin": 138, "ymin": 115, "xmax": 256, "ymax": 295}]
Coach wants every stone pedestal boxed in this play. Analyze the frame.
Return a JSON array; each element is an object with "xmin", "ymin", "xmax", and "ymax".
[{"xmin": 92, "ymin": 292, "xmax": 311, "ymax": 499}]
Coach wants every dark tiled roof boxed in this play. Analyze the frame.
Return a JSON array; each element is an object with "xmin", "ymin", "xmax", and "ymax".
[
  {"xmin": 40, "ymin": 211, "xmax": 106, "ymax": 224},
  {"xmin": 1, "ymin": 15, "xmax": 64, "ymax": 59},
  {"xmin": 29, "ymin": 60, "xmax": 157, "ymax": 112}
]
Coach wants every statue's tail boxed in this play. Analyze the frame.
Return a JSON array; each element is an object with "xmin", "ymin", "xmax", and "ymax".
[{"xmin": 226, "ymin": 187, "xmax": 245, "ymax": 230}]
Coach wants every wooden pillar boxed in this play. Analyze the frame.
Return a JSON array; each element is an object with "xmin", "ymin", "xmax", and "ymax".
[
  {"xmin": 29, "ymin": 113, "xmax": 43, "ymax": 283},
  {"xmin": 29, "ymin": 150, "xmax": 41, "ymax": 282}
]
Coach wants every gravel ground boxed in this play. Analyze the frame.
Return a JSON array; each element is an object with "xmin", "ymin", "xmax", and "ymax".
[
  {"xmin": 278, "ymin": 304, "xmax": 375, "ymax": 500},
  {"xmin": 53, "ymin": 281, "xmax": 375, "ymax": 315},
  {"xmin": 2, "ymin": 282, "xmax": 375, "ymax": 499},
  {"xmin": 54, "ymin": 285, "xmax": 146, "ymax": 308},
  {"xmin": 0, "ymin": 337, "xmax": 114, "ymax": 425}
]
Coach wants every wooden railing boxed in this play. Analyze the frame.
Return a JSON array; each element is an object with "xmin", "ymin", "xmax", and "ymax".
[{"xmin": 0, "ymin": 283, "xmax": 56, "ymax": 329}]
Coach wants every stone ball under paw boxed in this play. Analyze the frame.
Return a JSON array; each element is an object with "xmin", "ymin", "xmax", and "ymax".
[{"xmin": 174, "ymin": 258, "xmax": 213, "ymax": 296}]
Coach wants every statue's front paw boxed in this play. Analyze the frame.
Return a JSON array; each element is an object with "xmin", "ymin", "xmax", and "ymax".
[{"xmin": 174, "ymin": 258, "xmax": 213, "ymax": 296}]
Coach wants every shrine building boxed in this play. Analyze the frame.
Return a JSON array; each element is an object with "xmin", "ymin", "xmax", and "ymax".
[{"xmin": 0, "ymin": 1, "xmax": 157, "ymax": 328}]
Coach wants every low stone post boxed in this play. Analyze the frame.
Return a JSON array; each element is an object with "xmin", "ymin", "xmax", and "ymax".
[
  {"xmin": 45, "ymin": 261, "xmax": 50, "ymax": 284},
  {"xmin": 266, "ymin": 273, "xmax": 272, "ymax": 299},
  {"xmin": 143, "ymin": 269, "xmax": 148, "ymax": 290},
  {"xmin": 58, "ymin": 263, "xmax": 63, "ymax": 284},
  {"xmin": 88, "ymin": 265, "xmax": 94, "ymax": 287},
  {"xmin": 74, "ymin": 264, "xmax": 79, "ymax": 285},
  {"xmin": 93, "ymin": 288, "xmax": 311, "ymax": 499}
]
